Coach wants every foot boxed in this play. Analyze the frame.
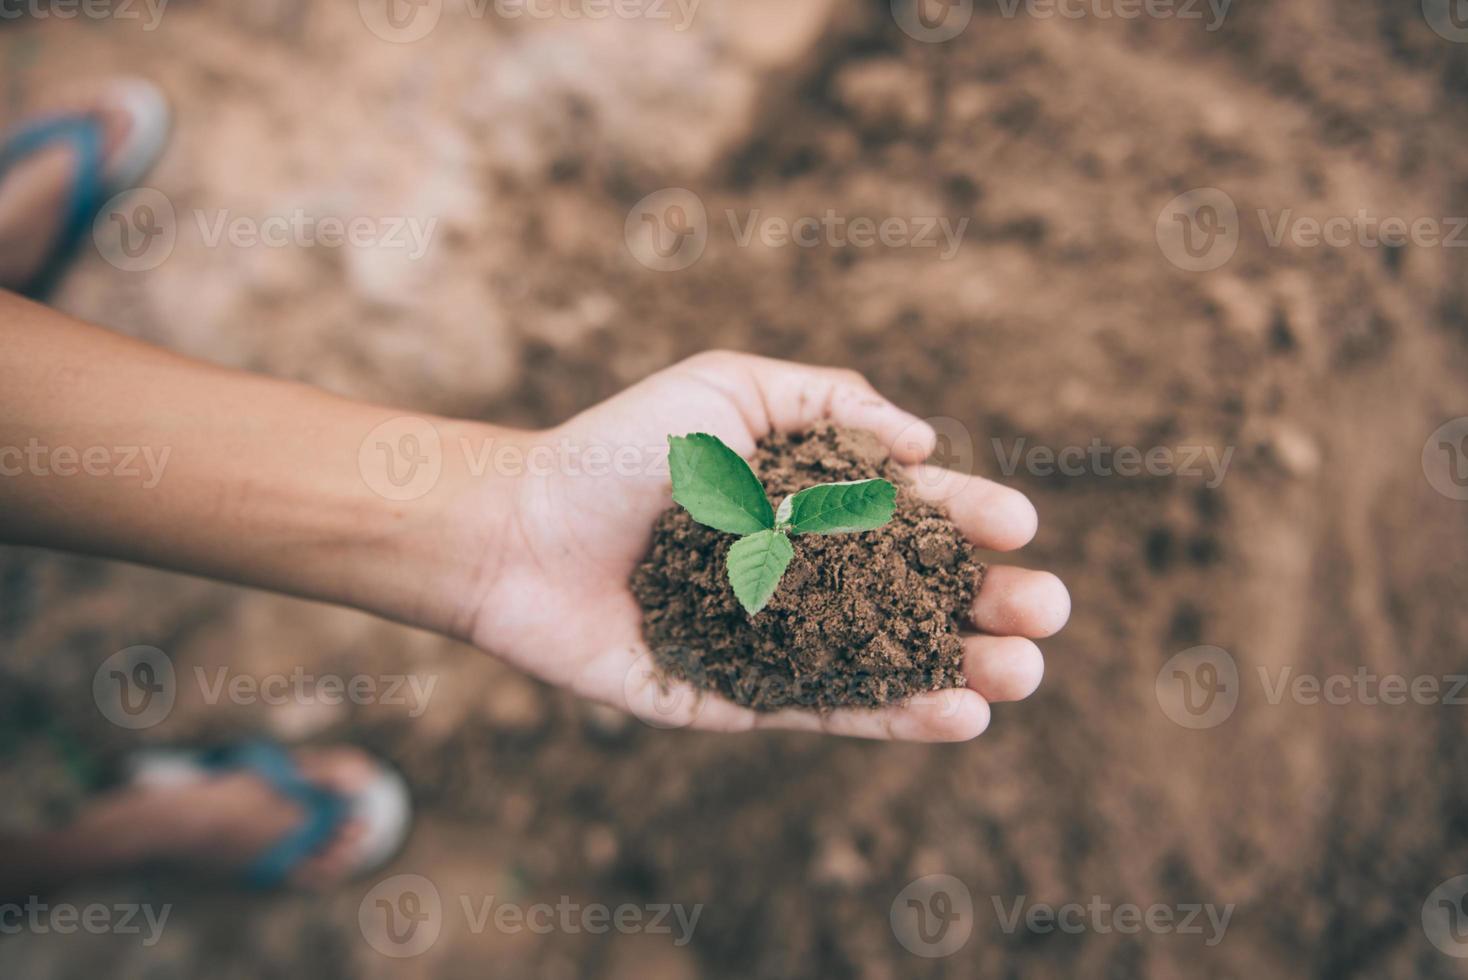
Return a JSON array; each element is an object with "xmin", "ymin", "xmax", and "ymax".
[
  {"xmin": 118, "ymin": 746, "xmax": 377, "ymax": 889},
  {"xmin": 0, "ymin": 87, "xmax": 145, "ymax": 291}
]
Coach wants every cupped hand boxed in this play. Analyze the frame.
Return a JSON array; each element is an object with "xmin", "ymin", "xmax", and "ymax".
[{"xmin": 463, "ymin": 351, "xmax": 1069, "ymax": 741}]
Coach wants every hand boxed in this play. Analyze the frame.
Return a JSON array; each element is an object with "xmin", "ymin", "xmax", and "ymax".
[
  {"xmin": 456, "ymin": 351, "xmax": 1070, "ymax": 742},
  {"xmin": 0, "ymin": 298, "xmax": 1062, "ymax": 742}
]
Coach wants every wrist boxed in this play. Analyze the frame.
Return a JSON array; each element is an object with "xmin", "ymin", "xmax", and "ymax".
[{"xmin": 354, "ymin": 415, "xmax": 532, "ymax": 642}]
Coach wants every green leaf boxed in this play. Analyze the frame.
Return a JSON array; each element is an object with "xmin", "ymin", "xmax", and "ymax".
[
  {"xmin": 784, "ymin": 479, "xmax": 896, "ymax": 535},
  {"xmin": 725, "ymin": 529, "xmax": 794, "ymax": 615},
  {"xmin": 667, "ymin": 433, "xmax": 775, "ymax": 535}
]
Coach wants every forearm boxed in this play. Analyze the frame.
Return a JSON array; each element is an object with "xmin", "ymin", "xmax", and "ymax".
[{"xmin": 0, "ymin": 292, "xmax": 508, "ymax": 639}]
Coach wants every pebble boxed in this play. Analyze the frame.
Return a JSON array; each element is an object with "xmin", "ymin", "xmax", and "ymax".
[
  {"xmin": 916, "ymin": 532, "xmax": 957, "ymax": 570},
  {"xmin": 833, "ymin": 59, "xmax": 933, "ymax": 135},
  {"xmin": 812, "ymin": 835, "xmax": 870, "ymax": 887},
  {"xmin": 1268, "ymin": 423, "xmax": 1322, "ymax": 477}
]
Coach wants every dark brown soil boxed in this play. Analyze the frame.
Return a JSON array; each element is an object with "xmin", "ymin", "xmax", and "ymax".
[{"xmin": 632, "ymin": 423, "xmax": 981, "ymax": 710}]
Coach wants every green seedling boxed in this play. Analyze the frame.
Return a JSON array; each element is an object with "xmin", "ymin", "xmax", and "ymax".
[{"xmin": 667, "ymin": 433, "xmax": 897, "ymax": 616}]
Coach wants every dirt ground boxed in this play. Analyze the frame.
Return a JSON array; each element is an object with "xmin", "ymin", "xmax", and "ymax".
[{"xmin": 4, "ymin": 0, "xmax": 1468, "ymax": 976}]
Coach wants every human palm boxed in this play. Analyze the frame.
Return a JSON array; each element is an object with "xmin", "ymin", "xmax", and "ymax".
[{"xmin": 468, "ymin": 352, "xmax": 1069, "ymax": 741}]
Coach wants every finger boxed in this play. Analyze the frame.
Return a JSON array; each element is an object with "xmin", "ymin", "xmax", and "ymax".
[
  {"xmin": 971, "ymin": 566, "xmax": 1071, "ymax": 638},
  {"xmin": 904, "ymin": 465, "xmax": 1038, "ymax": 551},
  {"xmin": 605, "ymin": 639, "xmax": 992, "ymax": 741},
  {"xmin": 751, "ymin": 689, "xmax": 991, "ymax": 742},
  {"xmin": 963, "ymin": 635, "xmax": 1044, "ymax": 702},
  {"xmin": 682, "ymin": 351, "xmax": 936, "ymax": 464}
]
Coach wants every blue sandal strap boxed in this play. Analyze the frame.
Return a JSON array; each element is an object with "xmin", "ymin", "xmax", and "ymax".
[
  {"xmin": 0, "ymin": 115, "xmax": 108, "ymax": 300},
  {"xmin": 198, "ymin": 741, "xmax": 349, "ymax": 889}
]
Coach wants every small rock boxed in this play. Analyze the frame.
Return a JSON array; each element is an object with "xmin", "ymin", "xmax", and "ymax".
[
  {"xmin": 868, "ymin": 633, "xmax": 913, "ymax": 669},
  {"xmin": 582, "ymin": 824, "xmax": 620, "ymax": 870},
  {"xmin": 833, "ymin": 59, "xmax": 932, "ymax": 135},
  {"xmin": 582, "ymin": 703, "xmax": 632, "ymax": 740},
  {"xmin": 266, "ymin": 696, "xmax": 347, "ymax": 741},
  {"xmin": 916, "ymin": 532, "xmax": 957, "ymax": 570},
  {"xmin": 1269, "ymin": 423, "xmax": 1321, "ymax": 477},
  {"xmin": 812, "ymin": 835, "xmax": 870, "ymax": 888},
  {"xmin": 500, "ymin": 791, "xmax": 535, "ymax": 832},
  {"xmin": 1204, "ymin": 275, "xmax": 1272, "ymax": 339},
  {"xmin": 485, "ymin": 675, "xmax": 548, "ymax": 732}
]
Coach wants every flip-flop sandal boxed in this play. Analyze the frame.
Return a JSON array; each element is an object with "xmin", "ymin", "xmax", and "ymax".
[
  {"xmin": 0, "ymin": 77, "xmax": 170, "ymax": 300},
  {"xmin": 124, "ymin": 740, "xmax": 414, "ymax": 889}
]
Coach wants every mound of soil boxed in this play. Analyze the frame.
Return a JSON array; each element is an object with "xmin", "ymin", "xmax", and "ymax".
[{"xmin": 632, "ymin": 423, "xmax": 981, "ymax": 710}]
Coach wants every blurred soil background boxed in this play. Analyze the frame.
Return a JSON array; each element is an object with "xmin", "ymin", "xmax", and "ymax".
[{"xmin": 3, "ymin": 0, "xmax": 1468, "ymax": 976}]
